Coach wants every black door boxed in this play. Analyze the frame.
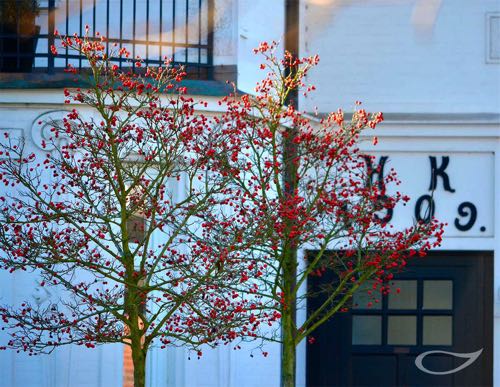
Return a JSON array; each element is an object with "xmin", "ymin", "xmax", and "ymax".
[{"xmin": 307, "ymin": 252, "xmax": 493, "ymax": 387}]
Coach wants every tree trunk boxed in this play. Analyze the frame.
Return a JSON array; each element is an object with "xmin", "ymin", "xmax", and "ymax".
[
  {"xmin": 283, "ymin": 1, "xmax": 300, "ymax": 382},
  {"xmin": 281, "ymin": 245, "xmax": 297, "ymax": 387},
  {"xmin": 281, "ymin": 307, "xmax": 296, "ymax": 387},
  {"xmin": 131, "ymin": 336, "xmax": 147, "ymax": 387}
]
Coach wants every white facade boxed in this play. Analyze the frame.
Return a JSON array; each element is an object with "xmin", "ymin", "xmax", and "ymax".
[{"xmin": 1, "ymin": 0, "xmax": 499, "ymax": 386}]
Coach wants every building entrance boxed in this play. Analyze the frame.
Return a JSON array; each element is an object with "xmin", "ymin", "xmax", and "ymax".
[{"xmin": 306, "ymin": 252, "xmax": 493, "ymax": 387}]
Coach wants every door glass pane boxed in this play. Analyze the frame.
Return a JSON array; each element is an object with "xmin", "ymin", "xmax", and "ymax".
[
  {"xmin": 387, "ymin": 316, "xmax": 417, "ymax": 345},
  {"xmin": 423, "ymin": 280, "xmax": 453, "ymax": 310},
  {"xmin": 353, "ymin": 281, "xmax": 381, "ymax": 310},
  {"xmin": 423, "ymin": 316, "xmax": 453, "ymax": 345},
  {"xmin": 388, "ymin": 280, "xmax": 417, "ymax": 310},
  {"xmin": 352, "ymin": 315, "xmax": 382, "ymax": 345}
]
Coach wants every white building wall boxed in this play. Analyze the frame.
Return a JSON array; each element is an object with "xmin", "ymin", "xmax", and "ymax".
[
  {"xmin": 300, "ymin": 0, "xmax": 500, "ymax": 114},
  {"xmin": 297, "ymin": 2, "xmax": 500, "ymax": 385},
  {"xmin": 213, "ymin": 0, "xmax": 239, "ymax": 66},
  {"xmin": 0, "ymin": 101, "xmax": 124, "ymax": 387},
  {"xmin": 236, "ymin": 0, "xmax": 285, "ymax": 92},
  {"xmin": 235, "ymin": 1, "xmax": 500, "ymax": 385}
]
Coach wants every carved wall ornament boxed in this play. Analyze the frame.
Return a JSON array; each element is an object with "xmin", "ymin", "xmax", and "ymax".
[
  {"xmin": 31, "ymin": 281, "xmax": 53, "ymax": 306},
  {"xmin": 31, "ymin": 110, "xmax": 72, "ymax": 151}
]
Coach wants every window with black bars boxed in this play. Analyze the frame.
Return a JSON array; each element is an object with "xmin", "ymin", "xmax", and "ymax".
[
  {"xmin": 0, "ymin": 0, "xmax": 214, "ymax": 78},
  {"xmin": 352, "ymin": 279, "xmax": 454, "ymax": 348}
]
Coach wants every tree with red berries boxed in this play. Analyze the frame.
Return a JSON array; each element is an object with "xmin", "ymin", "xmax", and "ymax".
[
  {"xmin": 209, "ymin": 42, "xmax": 445, "ymax": 387},
  {"xmin": 0, "ymin": 34, "xmax": 277, "ymax": 387}
]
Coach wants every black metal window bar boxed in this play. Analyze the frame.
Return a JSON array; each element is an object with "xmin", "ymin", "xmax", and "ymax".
[{"xmin": 0, "ymin": 0, "xmax": 214, "ymax": 79}]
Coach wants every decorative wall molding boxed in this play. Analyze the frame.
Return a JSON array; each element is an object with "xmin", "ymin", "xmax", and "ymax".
[
  {"xmin": 486, "ymin": 12, "xmax": 500, "ymax": 64},
  {"xmin": 31, "ymin": 110, "xmax": 70, "ymax": 151},
  {"xmin": 31, "ymin": 281, "xmax": 53, "ymax": 307}
]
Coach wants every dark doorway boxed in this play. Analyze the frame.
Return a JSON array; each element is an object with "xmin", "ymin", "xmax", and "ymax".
[{"xmin": 306, "ymin": 252, "xmax": 493, "ymax": 387}]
